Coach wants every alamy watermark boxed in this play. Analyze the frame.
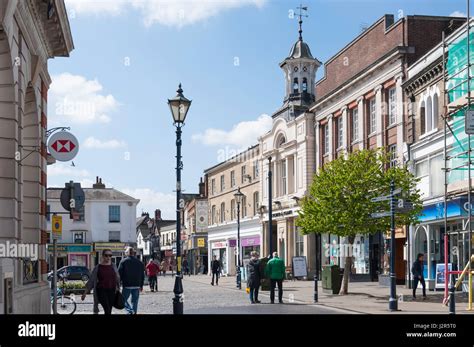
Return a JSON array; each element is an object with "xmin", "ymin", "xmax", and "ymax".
[
  {"xmin": 324, "ymin": 242, "xmax": 366, "ymax": 259},
  {"xmin": 0, "ymin": 241, "xmax": 38, "ymax": 261}
]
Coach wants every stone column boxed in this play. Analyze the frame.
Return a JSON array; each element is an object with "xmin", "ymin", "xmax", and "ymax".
[
  {"xmin": 328, "ymin": 114, "xmax": 334, "ymax": 161},
  {"xmin": 341, "ymin": 106, "xmax": 348, "ymax": 157},
  {"xmin": 375, "ymin": 85, "xmax": 383, "ymax": 148},
  {"xmin": 357, "ymin": 96, "xmax": 364, "ymax": 150}
]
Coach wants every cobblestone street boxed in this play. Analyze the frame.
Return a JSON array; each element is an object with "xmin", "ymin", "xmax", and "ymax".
[{"xmin": 75, "ymin": 275, "xmax": 343, "ymax": 314}]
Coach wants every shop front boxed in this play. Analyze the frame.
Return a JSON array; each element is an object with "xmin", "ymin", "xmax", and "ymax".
[
  {"xmin": 94, "ymin": 242, "xmax": 126, "ymax": 267},
  {"xmin": 320, "ymin": 232, "xmax": 383, "ymax": 282},
  {"xmin": 411, "ymin": 197, "xmax": 468, "ymax": 289},
  {"xmin": 186, "ymin": 235, "xmax": 208, "ymax": 274},
  {"xmin": 47, "ymin": 244, "xmax": 93, "ymax": 270},
  {"xmin": 210, "ymin": 240, "xmax": 234, "ymax": 276},
  {"xmin": 241, "ymin": 236, "xmax": 261, "ymax": 267}
]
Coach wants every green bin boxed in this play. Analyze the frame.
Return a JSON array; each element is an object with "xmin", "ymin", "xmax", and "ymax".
[{"xmin": 322, "ymin": 265, "xmax": 342, "ymax": 294}]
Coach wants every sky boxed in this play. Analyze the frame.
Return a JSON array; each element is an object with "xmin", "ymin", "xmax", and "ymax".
[{"xmin": 48, "ymin": 0, "xmax": 469, "ymax": 218}]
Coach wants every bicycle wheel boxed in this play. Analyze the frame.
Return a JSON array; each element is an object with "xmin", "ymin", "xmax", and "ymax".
[{"xmin": 56, "ymin": 295, "xmax": 77, "ymax": 314}]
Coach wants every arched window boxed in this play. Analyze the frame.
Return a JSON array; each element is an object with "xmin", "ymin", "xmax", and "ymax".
[
  {"xmin": 211, "ymin": 205, "xmax": 216, "ymax": 224},
  {"xmin": 253, "ymin": 192, "xmax": 259, "ymax": 216},
  {"xmin": 293, "ymin": 77, "xmax": 299, "ymax": 93},
  {"xmin": 220, "ymin": 202, "xmax": 225, "ymax": 223},
  {"xmin": 277, "ymin": 134, "xmax": 286, "ymax": 148},
  {"xmin": 426, "ymin": 96, "xmax": 433, "ymax": 132},
  {"xmin": 420, "ymin": 101, "xmax": 426, "ymax": 135},
  {"xmin": 433, "ymin": 93, "xmax": 439, "ymax": 129},
  {"xmin": 302, "ymin": 77, "xmax": 308, "ymax": 92},
  {"xmin": 231, "ymin": 199, "xmax": 236, "ymax": 220}
]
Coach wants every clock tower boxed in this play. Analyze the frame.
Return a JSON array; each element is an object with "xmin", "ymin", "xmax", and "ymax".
[{"xmin": 279, "ymin": 7, "xmax": 321, "ymax": 109}]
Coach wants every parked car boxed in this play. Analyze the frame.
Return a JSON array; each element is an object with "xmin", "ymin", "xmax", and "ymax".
[{"xmin": 48, "ymin": 266, "xmax": 90, "ymax": 282}]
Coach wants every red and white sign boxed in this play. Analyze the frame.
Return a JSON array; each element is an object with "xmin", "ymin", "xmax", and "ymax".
[
  {"xmin": 47, "ymin": 131, "xmax": 79, "ymax": 162},
  {"xmin": 211, "ymin": 241, "xmax": 227, "ymax": 249}
]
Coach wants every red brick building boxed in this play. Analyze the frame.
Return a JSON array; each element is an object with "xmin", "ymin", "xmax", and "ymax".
[{"xmin": 310, "ymin": 15, "xmax": 465, "ymax": 283}]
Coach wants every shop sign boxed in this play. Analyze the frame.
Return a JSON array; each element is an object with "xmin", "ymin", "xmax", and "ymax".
[
  {"xmin": 272, "ymin": 210, "xmax": 293, "ymax": 218},
  {"xmin": 228, "ymin": 239, "xmax": 236, "ymax": 247},
  {"xmin": 197, "ymin": 238, "xmax": 206, "ymax": 248},
  {"xmin": 195, "ymin": 200, "xmax": 208, "ymax": 232},
  {"xmin": 241, "ymin": 236, "xmax": 260, "ymax": 247},
  {"xmin": 211, "ymin": 241, "xmax": 226, "ymax": 249},
  {"xmin": 47, "ymin": 244, "xmax": 92, "ymax": 253},
  {"xmin": 94, "ymin": 242, "xmax": 126, "ymax": 252}
]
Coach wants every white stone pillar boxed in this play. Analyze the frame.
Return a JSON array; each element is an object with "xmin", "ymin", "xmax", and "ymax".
[
  {"xmin": 357, "ymin": 96, "xmax": 364, "ymax": 150},
  {"xmin": 315, "ymin": 121, "xmax": 320, "ymax": 171},
  {"xmin": 395, "ymin": 74, "xmax": 404, "ymax": 164},
  {"xmin": 328, "ymin": 114, "xmax": 334, "ymax": 161},
  {"xmin": 375, "ymin": 85, "xmax": 383, "ymax": 148},
  {"xmin": 341, "ymin": 106, "xmax": 348, "ymax": 157}
]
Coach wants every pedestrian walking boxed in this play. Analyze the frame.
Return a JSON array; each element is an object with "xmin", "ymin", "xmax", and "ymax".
[
  {"xmin": 247, "ymin": 251, "xmax": 261, "ymax": 304},
  {"xmin": 82, "ymin": 249, "xmax": 120, "ymax": 315},
  {"xmin": 146, "ymin": 259, "xmax": 159, "ymax": 292},
  {"xmin": 161, "ymin": 260, "xmax": 166, "ymax": 277},
  {"xmin": 183, "ymin": 258, "xmax": 190, "ymax": 276},
  {"xmin": 265, "ymin": 252, "xmax": 285, "ymax": 304},
  {"xmin": 118, "ymin": 247, "xmax": 145, "ymax": 314},
  {"xmin": 412, "ymin": 253, "xmax": 427, "ymax": 300},
  {"xmin": 210, "ymin": 255, "xmax": 221, "ymax": 286}
]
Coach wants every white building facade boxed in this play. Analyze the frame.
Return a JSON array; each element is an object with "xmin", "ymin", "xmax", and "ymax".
[
  {"xmin": 46, "ymin": 181, "xmax": 139, "ymax": 270},
  {"xmin": 258, "ymin": 24, "xmax": 321, "ymax": 277}
]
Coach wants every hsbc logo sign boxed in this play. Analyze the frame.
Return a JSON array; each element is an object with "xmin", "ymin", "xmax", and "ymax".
[
  {"xmin": 50, "ymin": 139, "xmax": 76, "ymax": 153},
  {"xmin": 47, "ymin": 131, "xmax": 79, "ymax": 162}
]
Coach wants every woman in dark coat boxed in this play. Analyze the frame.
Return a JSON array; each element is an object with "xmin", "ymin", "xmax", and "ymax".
[{"xmin": 247, "ymin": 251, "xmax": 261, "ymax": 304}]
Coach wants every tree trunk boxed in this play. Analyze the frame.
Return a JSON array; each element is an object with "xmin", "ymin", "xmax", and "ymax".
[{"xmin": 339, "ymin": 235, "xmax": 355, "ymax": 295}]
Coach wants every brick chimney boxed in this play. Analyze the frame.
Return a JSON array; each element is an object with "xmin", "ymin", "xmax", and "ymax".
[
  {"xmin": 155, "ymin": 209, "xmax": 162, "ymax": 221},
  {"xmin": 199, "ymin": 177, "xmax": 205, "ymax": 197},
  {"xmin": 93, "ymin": 176, "xmax": 106, "ymax": 189}
]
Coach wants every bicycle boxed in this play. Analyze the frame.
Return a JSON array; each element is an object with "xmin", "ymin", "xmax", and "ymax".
[{"xmin": 50, "ymin": 275, "xmax": 77, "ymax": 314}]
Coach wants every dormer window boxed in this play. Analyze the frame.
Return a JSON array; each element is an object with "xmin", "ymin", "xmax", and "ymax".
[
  {"xmin": 293, "ymin": 78, "xmax": 299, "ymax": 93},
  {"xmin": 302, "ymin": 78, "xmax": 308, "ymax": 92}
]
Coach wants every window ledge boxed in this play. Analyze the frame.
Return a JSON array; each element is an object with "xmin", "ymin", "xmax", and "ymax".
[
  {"xmin": 368, "ymin": 132, "xmax": 377, "ymax": 137},
  {"xmin": 419, "ymin": 128, "xmax": 439, "ymax": 140}
]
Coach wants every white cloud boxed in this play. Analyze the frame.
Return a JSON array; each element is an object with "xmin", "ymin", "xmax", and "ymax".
[
  {"xmin": 66, "ymin": 0, "xmax": 125, "ymax": 15},
  {"xmin": 120, "ymin": 188, "xmax": 175, "ymax": 218},
  {"xmin": 48, "ymin": 163, "xmax": 90, "ymax": 178},
  {"xmin": 83, "ymin": 136, "xmax": 127, "ymax": 149},
  {"xmin": 450, "ymin": 11, "xmax": 467, "ymax": 17},
  {"xmin": 50, "ymin": 73, "xmax": 119, "ymax": 125},
  {"xmin": 192, "ymin": 114, "xmax": 271, "ymax": 148},
  {"xmin": 65, "ymin": 0, "xmax": 266, "ymax": 28}
]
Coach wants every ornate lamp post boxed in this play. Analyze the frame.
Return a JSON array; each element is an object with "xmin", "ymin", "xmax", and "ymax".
[
  {"xmin": 234, "ymin": 187, "xmax": 245, "ymax": 289},
  {"xmin": 168, "ymin": 83, "xmax": 191, "ymax": 314}
]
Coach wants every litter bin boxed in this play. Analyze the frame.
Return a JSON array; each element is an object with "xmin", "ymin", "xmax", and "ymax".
[
  {"xmin": 260, "ymin": 257, "xmax": 270, "ymax": 291},
  {"xmin": 322, "ymin": 265, "xmax": 342, "ymax": 294}
]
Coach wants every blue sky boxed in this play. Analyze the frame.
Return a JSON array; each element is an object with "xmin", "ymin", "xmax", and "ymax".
[{"xmin": 48, "ymin": 0, "xmax": 468, "ymax": 218}]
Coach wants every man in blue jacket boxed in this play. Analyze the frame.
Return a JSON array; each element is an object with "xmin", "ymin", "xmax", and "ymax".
[{"xmin": 118, "ymin": 247, "xmax": 145, "ymax": 314}]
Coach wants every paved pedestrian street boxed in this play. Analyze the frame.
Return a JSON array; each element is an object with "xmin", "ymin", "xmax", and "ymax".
[{"xmin": 75, "ymin": 275, "xmax": 344, "ymax": 315}]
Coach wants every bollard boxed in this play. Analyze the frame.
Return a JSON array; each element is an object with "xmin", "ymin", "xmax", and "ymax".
[{"xmin": 449, "ymin": 274, "xmax": 456, "ymax": 315}]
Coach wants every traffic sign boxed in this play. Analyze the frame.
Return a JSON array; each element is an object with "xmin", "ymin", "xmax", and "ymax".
[
  {"xmin": 52, "ymin": 215, "xmax": 62, "ymax": 239},
  {"xmin": 371, "ymin": 211, "xmax": 391, "ymax": 218},
  {"xmin": 47, "ymin": 131, "xmax": 79, "ymax": 162},
  {"xmin": 371, "ymin": 195, "xmax": 391, "ymax": 202},
  {"xmin": 466, "ymin": 110, "xmax": 474, "ymax": 134},
  {"xmin": 60, "ymin": 182, "xmax": 85, "ymax": 211}
]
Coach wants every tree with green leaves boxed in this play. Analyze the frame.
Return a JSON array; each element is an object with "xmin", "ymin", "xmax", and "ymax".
[{"xmin": 296, "ymin": 148, "xmax": 422, "ymax": 295}]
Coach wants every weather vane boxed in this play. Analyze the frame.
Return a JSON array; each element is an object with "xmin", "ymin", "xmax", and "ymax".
[{"xmin": 296, "ymin": 4, "xmax": 308, "ymax": 41}]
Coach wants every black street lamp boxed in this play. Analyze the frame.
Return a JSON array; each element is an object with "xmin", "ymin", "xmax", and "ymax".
[
  {"xmin": 268, "ymin": 157, "xmax": 273, "ymax": 258},
  {"xmin": 234, "ymin": 187, "xmax": 245, "ymax": 289},
  {"xmin": 168, "ymin": 83, "xmax": 191, "ymax": 315}
]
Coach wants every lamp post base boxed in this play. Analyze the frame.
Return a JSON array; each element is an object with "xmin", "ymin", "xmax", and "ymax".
[
  {"xmin": 236, "ymin": 267, "xmax": 242, "ymax": 290},
  {"xmin": 173, "ymin": 275, "xmax": 184, "ymax": 314}
]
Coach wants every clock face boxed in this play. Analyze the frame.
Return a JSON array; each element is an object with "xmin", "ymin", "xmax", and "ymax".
[
  {"xmin": 303, "ymin": 66, "xmax": 308, "ymax": 72},
  {"xmin": 293, "ymin": 66, "xmax": 298, "ymax": 72}
]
